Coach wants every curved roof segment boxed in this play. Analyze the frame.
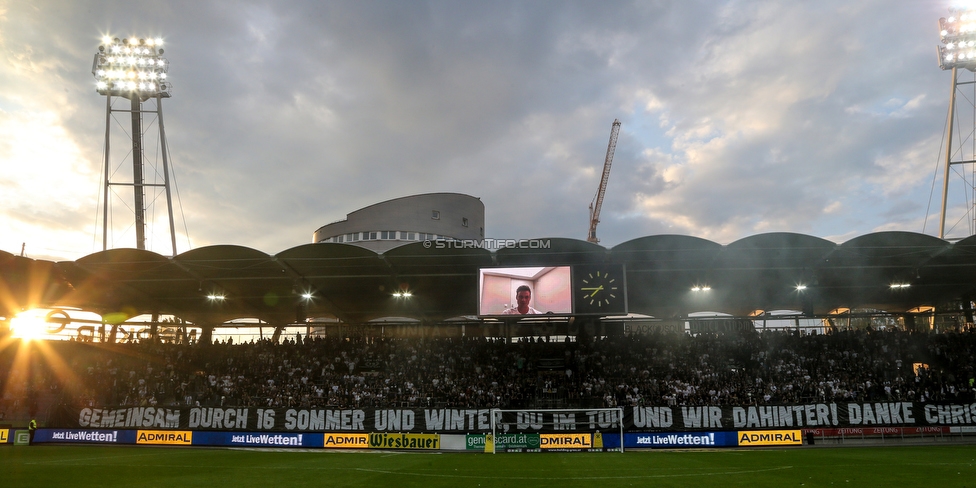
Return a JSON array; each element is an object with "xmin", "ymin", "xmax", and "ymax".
[{"xmin": 2, "ymin": 231, "xmax": 974, "ymax": 324}]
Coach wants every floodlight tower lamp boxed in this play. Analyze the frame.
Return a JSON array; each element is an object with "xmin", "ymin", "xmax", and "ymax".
[
  {"xmin": 92, "ymin": 36, "xmax": 171, "ymax": 99},
  {"xmin": 938, "ymin": 11, "xmax": 976, "ymax": 71},
  {"xmin": 936, "ymin": 7, "xmax": 976, "ymax": 238},
  {"xmin": 92, "ymin": 33, "xmax": 178, "ymax": 256}
]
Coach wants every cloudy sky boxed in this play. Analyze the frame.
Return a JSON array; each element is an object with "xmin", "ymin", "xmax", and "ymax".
[{"xmin": 0, "ymin": 0, "xmax": 968, "ymax": 262}]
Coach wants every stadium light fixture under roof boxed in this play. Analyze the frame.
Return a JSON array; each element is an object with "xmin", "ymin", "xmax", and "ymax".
[{"xmin": 92, "ymin": 35, "xmax": 170, "ymax": 99}]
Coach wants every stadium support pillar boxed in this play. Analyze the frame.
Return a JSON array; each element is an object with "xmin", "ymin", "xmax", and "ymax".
[
  {"xmin": 802, "ymin": 295, "xmax": 814, "ymax": 318},
  {"xmin": 825, "ymin": 318, "xmax": 837, "ymax": 333},
  {"xmin": 130, "ymin": 96, "xmax": 147, "ymax": 250},
  {"xmin": 107, "ymin": 323, "xmax": 119, "ymax": 344},
  {"xmin": 199, "ymin": 325, "xmax": 214, "ymax": 345},
  {"xmin": 904, "ymin": 314, "xmax": 917, "ymax": 332},
  {"xmin": 150, "ymin": 313, "xmax": 159, "ymax": 342},
  {"xmin": 963, "ymin": 299, "xmax": 974, "ymax": 326}
]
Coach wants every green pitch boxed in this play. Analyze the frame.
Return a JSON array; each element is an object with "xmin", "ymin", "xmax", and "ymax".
[{"xmin": 2, "ymin": 445, "xmax": 974, "ymax": 487}]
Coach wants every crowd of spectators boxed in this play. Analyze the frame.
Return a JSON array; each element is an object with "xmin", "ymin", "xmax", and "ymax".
[{"xmin": 2, "ymin": 327, "xmax": 975, "ymax": 419}]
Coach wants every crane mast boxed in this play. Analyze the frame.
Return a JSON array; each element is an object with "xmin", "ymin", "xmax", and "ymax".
[{"xmin": 587, "ymin": 119, "xmax": 621, "ymax": 243}]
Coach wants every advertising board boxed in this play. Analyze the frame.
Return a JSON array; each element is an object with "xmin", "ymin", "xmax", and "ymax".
[
  {"xmin": 540, "ymin": 433, "xmax": 592, "ymax": 450},
  {"xmin": 623, "ymin": 432, "xmax": 737, "ymax": 448},
  {"xmin": 736, "ymin": 430, "xmax": 803, "ymax": 446},
  {"xmin": 36, "ymin": 429, "xmax": 134, "ymax": 444},
  {"xmin": 465, "ymin": 434, "xmax": 487, "ymax": 451},
  {"xmin": 136, "ymin": 430, "xmax": 192, "ymax": 445},
  {"xmin": 14, "ymin": 430, "xmax": 30, "ymax": 446},
  {"xmin": 495, "ymin": 433, "xmax": 541, "ymax": 452},
  {"xmin": 192, "ymin": 431, "xmax": 323, "ymax": 448},
  {"xmin": 324, "ymin": 433, "xmax": 369, "ymax": 448},
  {"xmin": 368, "ymin": 433, "xmax": 440, "ymax": 450}
]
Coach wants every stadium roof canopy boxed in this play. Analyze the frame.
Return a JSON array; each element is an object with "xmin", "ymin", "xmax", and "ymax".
[{"xmin": 1, "ymin": 231, "xmax": 974, "ymax": 325}]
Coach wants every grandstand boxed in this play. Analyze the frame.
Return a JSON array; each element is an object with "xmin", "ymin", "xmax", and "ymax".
[{"xmin": 2, "ymin": 231, "xmax": 976, "ymax": 450}]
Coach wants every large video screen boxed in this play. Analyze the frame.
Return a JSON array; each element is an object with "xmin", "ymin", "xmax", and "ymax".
[{"xmin": 478, "ymin": 266, "xmax": 572, "ymax": 316}]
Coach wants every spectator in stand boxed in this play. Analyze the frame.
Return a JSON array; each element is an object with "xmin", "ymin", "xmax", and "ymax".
[{"xmin": 8, "ymin": 327, "xmax": 972, "ymax": 413}]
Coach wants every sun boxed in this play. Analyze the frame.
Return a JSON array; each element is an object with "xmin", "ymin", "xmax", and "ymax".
[{"xmin": 9, "ymin": 309, "xmax": 53, "ymax": 341}]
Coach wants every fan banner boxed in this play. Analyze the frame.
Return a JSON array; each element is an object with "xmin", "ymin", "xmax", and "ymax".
[{"xmin": 54, "ymin": 402, "xmax": 976, "ymax": 433}]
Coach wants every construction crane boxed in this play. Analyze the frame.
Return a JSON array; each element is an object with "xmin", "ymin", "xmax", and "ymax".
[{"xmin": 587, "ymin": 119, "xmax": 621, "ymax": 244}]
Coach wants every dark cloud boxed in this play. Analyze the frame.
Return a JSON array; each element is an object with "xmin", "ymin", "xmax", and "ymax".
[{"xmin": 0, "ymin": 0, "xmax": 963, "ymax": 259}]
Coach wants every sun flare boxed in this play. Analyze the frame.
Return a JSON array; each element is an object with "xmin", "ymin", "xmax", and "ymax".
[{"xmin": 9, "ymin": 309, "xmax": 52, "ymax": 341}]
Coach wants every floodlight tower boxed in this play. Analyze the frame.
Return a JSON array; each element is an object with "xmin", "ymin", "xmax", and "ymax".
[
  {"xmin": 91, "ymin": 35, "xmax": 177, "ymax": 254},
  {"xmin": 937, "ymin": 9, "xmax": 976, "ymax": 239}
]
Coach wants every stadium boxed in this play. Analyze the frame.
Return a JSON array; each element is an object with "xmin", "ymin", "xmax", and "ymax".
[
  {"xmin": 2, "ymin": 226, "xmax": 976, "ymax": 484},
  {"xmin": 5, "ymin": 6, "xmax": 976, "ymax": 488}
]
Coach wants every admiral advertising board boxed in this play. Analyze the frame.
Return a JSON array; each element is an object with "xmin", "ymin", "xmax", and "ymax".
[
  {"xmin": 324, "ymin": 433, "xmax": 369, "ymax": 449},
  {"xmin": 540, "ymin": 433, "xmax": 593, "ymax": 451},
  {"xmin": 136, "ymin": 430, "xmax": 192, "ymax": 445},
  {"xmin": 736, "ymin": 430, "xmax": 803, "ymax": 446}
]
